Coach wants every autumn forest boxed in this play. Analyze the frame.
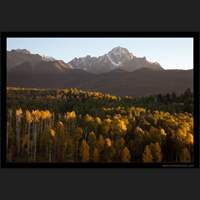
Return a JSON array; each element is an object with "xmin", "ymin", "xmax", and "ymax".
[{"xmin": 6, "ymin": 87, "xmax": 194, "ymax": 163}]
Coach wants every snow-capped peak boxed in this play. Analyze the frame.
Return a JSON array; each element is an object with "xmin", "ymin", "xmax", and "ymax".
[
  {"xmin": 69, "ymin": 46, "xmax": 163, "ymax": 74},
  {"xmin": 108, "ymin": 46, "xmax": 133, "ymax": 57},
  {"xmin": 107, "ymin": 46, "xmax": 134, "ymax": 64},
  {"xmin": 11, "ymin": 49, "xmax": 31, "ymax": 54}
]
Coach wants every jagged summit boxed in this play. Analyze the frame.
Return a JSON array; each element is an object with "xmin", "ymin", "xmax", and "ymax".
[
  {"xmin": 69, "ymin": 46, "xmax": 163, "ymax": 74},
  {"xmin": 11, "ymin": 49, "xmax": 31, "ymax": 54},
  {"xmin": 107, "ymin": 46, "xmax": 134, "ymax": 66},
  {"xmin": 108, "ymin": 46, "xmax": 133, "ymax": 57},
  {"xmin": 7, "ymin": 49, "xmax": 68, "ymax": 72},
  {"xmin": 7, "ymin": 46, "xmax": 164, "ymax": 74}
]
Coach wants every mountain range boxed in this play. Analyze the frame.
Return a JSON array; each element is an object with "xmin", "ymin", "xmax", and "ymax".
[
  {"xmin": 7, "ymin": 47, "xmax": 193, "ymax": 96},
  {"xmin": 69, "ymin": 46, "xmax": 163, "ymax": 74}
]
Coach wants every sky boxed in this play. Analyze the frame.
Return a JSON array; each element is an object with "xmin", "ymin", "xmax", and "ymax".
[{"xmin": 7, "ymin": 37, "xmax": 193, "ymax": 70}]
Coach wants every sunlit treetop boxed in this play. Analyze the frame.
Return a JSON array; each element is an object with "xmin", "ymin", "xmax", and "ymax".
[
  {"xmin": 186, "ymin": 133, "xmax": 194, "ymax": 145},
  {"xmin": 95, "ymin": 117, "xmax": 102, "ymax": 125},
  {"xmin": 65, "ymin": 111, "xmax": 76, "ymax": 121},
  {"xmin": 40, "ymin": 110, "xmax": 52, "ymax": 120},
  {"xmin": 105, "ymin": 138, "xmax": 112, "ymax": 147},
  {"xmin": 31, "ymin": 110, "xmax": 42, "ymax": 122},
  {"xmin": 25, "ymin": 110, "xmax": 33, "ymax": 123},
  {"xmin": 49, "ymin": 128, "xmax": 56, "ymax": 137},
  {"xmin": 84, "ymin": 114, "xmax": 94, "ymax": 123},
  {"xmin": 16, "ymin": 108, "xmax": 23, "ymax": 119},
  {"xmin": 57, "ymin": 121, "xmax": 64, "ymax": 128}
]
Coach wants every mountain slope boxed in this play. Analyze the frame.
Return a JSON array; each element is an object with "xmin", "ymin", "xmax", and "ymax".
[
  {"xmin": 7, "ymin": 68, "xmax": 93, "ymax": 89},
  {"xmin": 7, "ymin": 68, "xmax": 193, "ymax": 96},
  {"xmin": 7, "ymin": 49, "xmax": 56, "ymax": 71},
  {"xmin": 9, "ymin": 60, "xmax": 72, "ymax": 74},
  {"xmin": 69, "ymin": 46, "xmax": 163, "ymax": 74},
  {"xmin": 79, "ymin": 69, "xmax": 193, "ymax": 96},
  {"xmin": 7, "ymin": 48, "xmax": 192, "ymax": 97}
]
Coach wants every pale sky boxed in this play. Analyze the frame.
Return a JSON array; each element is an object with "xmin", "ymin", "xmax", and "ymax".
[{"xmin": 7, "ymin": 37, "xmax": 193, "ymax": 70}]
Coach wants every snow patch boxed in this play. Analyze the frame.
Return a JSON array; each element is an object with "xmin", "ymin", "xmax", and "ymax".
[
  {"xmin": 42, "ymin": 55, "xmax": 55, "ymax": 61},
  {"xmin": 106, "ymin": 54, "xmax": 121, "ymax": 66}
]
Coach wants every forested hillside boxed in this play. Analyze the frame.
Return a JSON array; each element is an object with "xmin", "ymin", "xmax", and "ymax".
[{"xmin": 6, "ymin": 87, "xmax": 194, "ymax": 163}]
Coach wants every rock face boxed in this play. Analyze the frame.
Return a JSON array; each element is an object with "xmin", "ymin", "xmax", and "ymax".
[{"xmin": 69, "ymin": 46, "xmax": 163, "ymax": 74}]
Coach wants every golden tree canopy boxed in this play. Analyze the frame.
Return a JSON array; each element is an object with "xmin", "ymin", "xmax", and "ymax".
[
  {"xmin": 121, "ymin": 147, "xmax": 131, "ymax": 162},
  {"xmin": 65, "ymin": 111, "xmax": 76, "ymax": 121},
  {"xmin": 80, "ymin": 139, "xmax": 90, "ymax": 162},
  {"xmin": 16, "ymin": 108, "xmax": 23, "ymax": 119},
  {"xmin": 49, "ymin": 129, "xmax": 56, "ymax": 137},
  {"xmin": 143, "ymin": 145, "xmax": 153, "ymax": 163}
]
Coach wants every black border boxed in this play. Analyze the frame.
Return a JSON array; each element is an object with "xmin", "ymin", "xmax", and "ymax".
[{"xmin": 1, "ymin": 32, "xmax": 199, "ymax": 168}]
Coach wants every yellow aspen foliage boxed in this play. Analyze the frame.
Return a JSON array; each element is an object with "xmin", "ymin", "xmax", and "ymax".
[
  {"xmin": 105, "ymin": 138, "xmax": 112, "ymax": 147},
  {"xmin": 177, "ymin": 128, "xmax": 187, "ymax": 138},
  {"xmin": 143, "ymin": 145, "xmax": 153, "ymax": 162},
  {"xmin": 31, "ymin": 110, "xmax": 41, "ymax": 122},
  {"xmin": 88, "ymin": 131, "xmax": 96, "ymax": 145},
  {"xmin": 112, "ymin": 118, "xmax": 127, "ymax": 135},
  {"xmin": 74, "ymin": 127, "xmax": 84, "ymax": 138},
  {"xmin": 104, "ymin": 118, "xmax": 112, "ymax": 124},
  {"xmin": 16, "ymin": 108, "xmax": 23, "ymax": 119},
  {"xmin": 185, "ymin": 133, "xmax": 194, "ymax": 145},
  {"xmin": 160, "ymin": 128, "xmax": 167, "ymax": 137},
  {"xmin": 22, "ymin": 134, "xmax": 29, "ymax": 149},
  {"xmin": 57, "ymin": 121, "xmax": 64, "ymax": 128},
  {"xmin": 180, "ymin": 148, "xmax": 191, "ymax": 162},
  {"xmin": 49, "ymin": 129, "xmax": 56, "ymax": 137},
  {"xmin": 121, "ymin": 147, "xmax": 131, "ymax": 162},
  {"xmin": 119, "ymin": 120, "xmax": 127, "ymax": 132},
  {"xmin": 115, "ymin": 137, "xmax": 125, "ymax": 150},
  {"xmin": 95, "ymin": 117, "xmax": 102, "ymax": 125},
  {"xmin": 150, "ymin": 142, "xmax": 162, "ymax": 162},
  {"xmin": 7, "ymin": 87, "xmax": 194, "ymax": 163},
  {"xmin": 100, "ymin": 119, "xmax": 111, "ymax": 136},
  {"xmin": 97, "ymin": 135, "xmax": 105, "ymax": 152},
  {"xmin": 40, "ymin": 110, "xmax": 52, "ymax": 120},
  {"xmin": 65, "ymin": 111, "xmax": 76, "ymax": 121},
  {"xmin": 135, "ymin": 126, "xmax": 144, "ymax": 135},
  {"xmin": 79, "ymin": 139, "xmax": 90, "ymax": 162},
  {"xmin": 84, "ymin": 114, "xmax": 94, "ymax": 123},
  {"xmin": 25, "ymin": 111, "xmax": 33, "ymax": 123},
  {"xmin": 92, "ymin": 148, "xmax": 100, "ymax": 162}
]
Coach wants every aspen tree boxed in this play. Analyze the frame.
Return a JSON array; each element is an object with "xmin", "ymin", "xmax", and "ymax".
[
  {"xmin": 150, "ymin": 142, "xmax": 162, "ymax": 162},
  {"xmin": 121, "ymin": 147, "xmax": 131, "ymax": 162},
  {"xmin": 143, "ymin": 145, "xmax": 153, "ymax": 162},
  {"xmin": 25, "ymin": 110, "xmax": 32, "ymax": 157},
  {"xmin": 79, "ymin": 139, "xmax": 90, "ymax": 162},
  {"xmin": 180, "ymin": 147, "xmax": 191, "ymax": 162},
  {"xmin": 16, "ymin": 108, "xmax": 23, "ymax": 155},
  {"xmin": 92, "ymin": 148, "xmax": 100, "ymax": 162}
]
